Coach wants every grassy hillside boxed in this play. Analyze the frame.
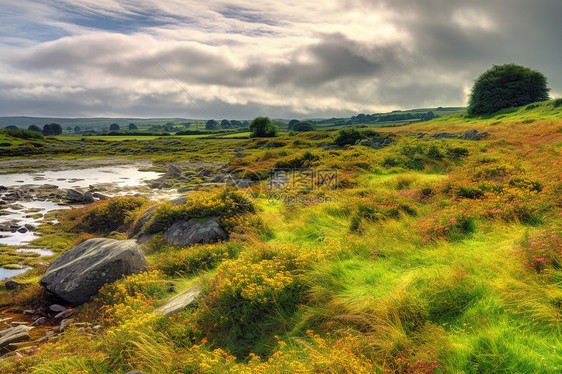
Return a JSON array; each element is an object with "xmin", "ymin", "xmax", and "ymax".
[{"xmin": 1, "ymin": 100, "xmax": 562, "ymax": 373}]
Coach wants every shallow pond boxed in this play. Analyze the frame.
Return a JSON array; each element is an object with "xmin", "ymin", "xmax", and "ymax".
[
  {"xmin": 0, "ymin": 266, "xmax": 31, "ymax": 281},
  {"xmin": 0, "ymin": 164, "xmax": 165, "ymax": 246},
  {"xmin": 1, "ymin": 165, "xmax": 162, "ymax": 189}
]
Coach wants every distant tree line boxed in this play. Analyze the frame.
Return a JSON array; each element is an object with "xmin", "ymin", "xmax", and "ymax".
[{"xmin": 205, "ymin": 119, "xmax": 249, "ymax": 130}]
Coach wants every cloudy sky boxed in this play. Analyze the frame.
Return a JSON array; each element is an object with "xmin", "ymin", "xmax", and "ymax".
[{"xmin": 0, "ymin": 0, "xmax": 560, "ymax": 119}]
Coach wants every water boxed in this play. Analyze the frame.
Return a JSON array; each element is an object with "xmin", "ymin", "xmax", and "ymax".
[
  {"xmin": 0, "ymin": 164, "xmax": 165, "ymax": 246},
  {"xmin": 0, "ymin": 165, "xmax": 162, "ymax": 189},
  {"xmin": 0, "ymin": 267, "xmax": 31, "ymax": 281},
  {"xmin": 16, "ymin": 248, "xmax": 55, "ymax": 257}
]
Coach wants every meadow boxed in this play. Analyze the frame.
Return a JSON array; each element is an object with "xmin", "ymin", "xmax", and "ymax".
[{"xmin": 1, "ymin": 100, "xmax": 562, "ymax": 373}]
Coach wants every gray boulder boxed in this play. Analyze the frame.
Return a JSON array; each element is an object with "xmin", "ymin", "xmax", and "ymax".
[
  {"xmin": 83, "ymin": 191, "xmax": 95, "ymax": 204},
  {"xmin": 40, "ymin": 238, "xmax": 147, "ymax": 305},
  {"xmin": 65, "ymin": 189, "xmax": 85, "ymax": 202},
  {"xmin": 164, "ymin": 217, "xmax": 227, "ymax": 246}
]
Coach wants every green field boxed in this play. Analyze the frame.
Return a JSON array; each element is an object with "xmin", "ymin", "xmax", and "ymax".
[{"xmin": 1, "ymin": 100, "xmax": 562, "ymax": 373}]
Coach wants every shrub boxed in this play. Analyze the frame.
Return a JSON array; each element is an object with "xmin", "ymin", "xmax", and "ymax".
[
  {"xmin": 552, "ymin": 98, "xmax": 562, "ymax": 108},
  {"xmin": 61, "ymin": 196, "xmax": 147, "ymax": 234},
  {"xmin": 151, "ymin": 242, "xmax": 241, "ymax": 276},
  {"xmin": 334, "ymin": 128, "xmax": 362, "ymax": 146},
  {"xmin": 142, "ymin": 189, "xmax": 254, "ymax": 235},
  {"xmin": 2, "ymin": 128, "xmax": 44, "ymax": 140},
  {"xmin": 447, "ymin": 147, "xmax": 469, "ymax": 158},
  {"xmin": 426, "ymin": 145, "xmax": 444, "ymax": 160}
]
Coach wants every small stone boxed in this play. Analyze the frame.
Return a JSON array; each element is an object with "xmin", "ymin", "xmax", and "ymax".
[
  {"xmin": 59, "ymin": 318, "xmax": 74, "ymax": 332},
  {"xmin": 32, "ymin": 317, "xmax": 46, "ymax": 326},
  {"xmin": 49, "ymin": 304, "xmax": 67, "ymax": 313},
  {"xmin": 23, "ymin": 310, "xmax": 34, "ymax": 315},
  {"xmin": 17, "ymin": 226, "xmax": 28, "ymax": 233},
  {"xmin": 54, "ymin": 309, "xmax": 74, "ymax": 320},
  {"xmin": 35, "ymin": 336, "xmax": 48, "ymax": 343},
  {"xmin": 10, "ymin": 322, "xmax": 29, "ymax": 327}
]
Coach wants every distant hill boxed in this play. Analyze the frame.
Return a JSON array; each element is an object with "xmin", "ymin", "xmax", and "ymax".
[{"xmin": 0, "ymin": 117, "xmax": 200, "ymax": 130}]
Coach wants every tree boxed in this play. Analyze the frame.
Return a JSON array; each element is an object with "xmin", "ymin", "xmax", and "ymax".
[
  {"xmin": 74, "ymin": 126, "xmax": 82, "ymax": 133},
  {"xmin": 292, "ymin": 121, "xmax": 317, "ymax": 132},
  {"xmin": 206, "ymin": 120, "xmax": 220, "ymax": 130},
  {"xmin": 42, "ymin": 123, "xmax": 62, "ymax": 136},
  {"xmin": 109, "ymin": 123, "xmax": 121, "ymax": 131},
  {"xmin": 249, "ymin": 116, "xmax": 278, "ymax": 138},
  {"xmin": 221, "ymin": 119, "xmax": 232, "ymax": 129},
  {"xmin": 28, "ymin": 125, "xmax": 42, "ymax": 133},
  {"xmin": 288, "ymin": 119, "xmax": 300, "ymax": 130},
  {"xmin": 467, "ymin": 64, "xmax": 549, "ymax": 116},
  {"xmin": 5, "ymin": 125, "xmax": 18, "ymax": 130},
  {"xmin": 129, "ymin": 123, "xmax": 138, "ymax": 130}
]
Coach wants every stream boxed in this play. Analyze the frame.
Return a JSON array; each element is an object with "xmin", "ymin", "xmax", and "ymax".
[{"xmin": 0, "ymin": 162, "xmax": 167, "ymax": 280}]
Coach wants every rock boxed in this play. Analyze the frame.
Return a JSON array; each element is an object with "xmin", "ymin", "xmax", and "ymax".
[
  {"xmin": 17, "ymin": 226, "xmax": 27, "ymax": 233},
  {"xmin": 154, "ymin": 287, "xmax": 201, "ymax": 316},
  {"xmin": 10, "ymin": 322, "xmax": 28, "ymax": 327},
  {"xmin": 23, "ymin": 310, "xmax": 34, "ymax": 315},
  {"xmin": 0, "ymin": 325, "xmax": 32, "ymax": 349},
  {"xmin": 40, "ymin": 238, "xmax": 148, "ymax": 305},
  {"xmin": 65, "ymin": 189, "xmax": 85, "ymax": 202},
  {"xmin": 24, "ymin": 223, "xmax": 36, "ymax": 231},
  {"xmin": 165, "ymin": 164, "xmax": 183, "ymax": 177},
  {"xmin": 164, "ymin": 217, "xmax": 228, "ymax": 247},
  {"xmin": 128, "ymin": 205, "xmax": 158, "ymax": 238},
  {"xmin": 54, "ymin": 309, "xmax": 74, "ymax": 319},
  {"xmin": 59, "ymin": 318, "xmax": 74, "ymax": 332},
  {"xmin": 5, "ymin": 280, "xmax": 23, "ymax": 290},
  {"xmin": 41, "ymin": 184, "xmax": 59, "ymax": 189},
  {"xmin": 49, "ymin": 304, "xmax": 67, "ymax": 313},
  {"xmin": 92, "ymin": 192, "xmax": 110, "ymax": 200},
  {"xmin": 0, "ymin": 186, "xmax": 6, "ymax": 191},
  {"xmin": 125, "ymin": 371, "xmax": 144, "ymax": 374},
  {"xmin": 32, "ymin": 317, "xmax": 46, "ymax": 326},
  {"xmin": 83, "ymin": 191, "xmax": 95, "ymax": 204}
]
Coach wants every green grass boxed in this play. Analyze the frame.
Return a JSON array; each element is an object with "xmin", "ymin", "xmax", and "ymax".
[{"xmin": 2, "ymin": 102, "xmax": 562, "ymax": 373}]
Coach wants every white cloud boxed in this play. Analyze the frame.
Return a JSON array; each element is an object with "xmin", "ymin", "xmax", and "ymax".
[{"xmin": 0, "ymin": 0, "xmax": 560, "ymax": 118}]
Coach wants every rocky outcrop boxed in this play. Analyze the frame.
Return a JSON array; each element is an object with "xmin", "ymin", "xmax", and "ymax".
[
  {"xmin": 154, "ymin": 287, "xmax": 201, "ymax": 315},
  {"xmin": 0, "ymin": 325, "xmax": 32, "ymax": 349},
  {"xmin": 40, "ymin": 238, "xmax": 147, "ymax": 305},
  {"xmin": 164, "ymin": 217, "xmax": 227, "ymax": 246},
  {"xmin": 413, "ymin": 129, "xmax": 490, "ymax": 141}
]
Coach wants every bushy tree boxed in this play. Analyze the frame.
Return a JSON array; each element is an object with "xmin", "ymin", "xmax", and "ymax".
[
  {"xmin": 129, "ymin": 123, "xmax": 138, "ymax": 130},
  {"xmin": 467, "ymin": 64, "xmax": 549, "ymax": 116},
  {"xmin": 5, "ymin": 125, "xmax": 18, "ymax": 130},
  {"xmin": 42, "ymin": 123, "xmax": 62, "ymax": 136},
  {"xmin": 74, "ymin": 126, "xmax": 82, "ymax": 133},
  {"xmin": 292, "ymin": 121, "xmax": 317, "ymax": 132},
  {"xmin": 206, "ymin": 120, "xmax": 220, "ymax": 130},
  {"xmin": 288, "ymin": 119, "xmax": 300, "ymax": 130},
  {"xmin": 221, "ymin": 119, "xmax": 232, "ymax": 129},
  {"xmin": 109, "ymin": 123, "xmax": 121, "ymax": 131},
  {"xmin": 249, "ymin": 116, "xmax": 278, "ymax": 138},
  {"xmin": 28, "ymin": 125, "xmax": 42, "ymax": 133}
]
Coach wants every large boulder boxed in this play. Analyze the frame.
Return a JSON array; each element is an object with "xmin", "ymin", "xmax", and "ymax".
[
  {"xmin": 66, "ymin": 189, "xmax": 85, "ymax": 202},
  {"xmin": 40, "ymin": 238, "xmax": 147, "ymax": 305},
  {"xmin": 164, "ymin": 217, "xmax": 227, "ymax": 246}
]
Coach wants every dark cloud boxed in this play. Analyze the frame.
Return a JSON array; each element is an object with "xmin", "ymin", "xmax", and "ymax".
[{"xmin": 1, "ymin": 0, "xmax": 562, "ymax": 118}]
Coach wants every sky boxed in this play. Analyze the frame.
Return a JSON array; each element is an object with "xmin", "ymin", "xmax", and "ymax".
[{"xmin": 0, "ymin": 0, "xmax": 561, "ymax": 119}]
